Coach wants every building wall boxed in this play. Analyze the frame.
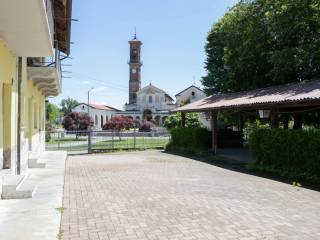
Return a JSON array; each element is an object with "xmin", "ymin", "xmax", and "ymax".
[
  {"xmin": 136, "ymin": 92, "xmax": 175, "ymax": 112},
  {"xmin": 73, "ymin": 104, "xmax": 118, "ymax": 130},
  {"xmin": 0, "ymin": 40, "xmax": 46, "ymax": 173},
  {"xmin": 176, "ymin": 87, "xmax": 206, "ymax": 106}
]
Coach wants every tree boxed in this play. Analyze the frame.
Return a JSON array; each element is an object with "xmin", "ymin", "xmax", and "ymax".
[
  {"xmin": 139, "ymin": 121, "xmax": 156, "ymax": 132},
  {"xmin": 62, "ymin": 112, "xmax": 91, "ymax": 131},
  {"xmin": 102, "ymin": 116, "xmax": 133, "ymax": 131},
  {"xmin": 102, "ymin": 116, "xmax": 133, "ymax": 140},
  {"xmin": 163, "ymin": 113, "xmax": 203, "ymax": 130},
  {"xmin": 202, "ymin": 0, "xmax": 320, "ymax": 95},
  {"xmin": 46, "ymin": 103, "xmax": 61, "ymax": 126},
  {"xmin": 60, "ymin": 97, "xmax": 79, "ymax": 116}
]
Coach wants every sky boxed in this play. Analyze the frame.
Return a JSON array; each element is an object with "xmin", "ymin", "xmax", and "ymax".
[{"xmin": 51, "ymin": 0, "xmax": 238, "ymax": 109}]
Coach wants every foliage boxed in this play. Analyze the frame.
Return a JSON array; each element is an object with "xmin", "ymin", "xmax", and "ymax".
[
  {"xmin": 166, "ymin": 127, "xmax": 211, "ymax": 153},
  {"xmin": 163, "ymin": 112, "xmax": 203, "ymax": 130},
  {"xmin": 102, "ymin": 116, "xmax": 133, "ymax": 131},
  {"xmin": 62, "ymin": 112, "xmax": 92, "ymax": 131},
  {"xmin": 202, "ymin": 0, "xmax": 320, "ymax": 95},
  {"xmin": 249, "ymin": 128, "xmax": 320, "ymax": 183},
  {"xmin": 60, "ymin": 97, "xmax": 79, "ymax": 116},
  {"xmin": 46, "ymin": 103, "xmax": 61, "ymax": 126},
  {"xmin": 139, "ymin": 121, "xmax": 156, "ymax": 132}
]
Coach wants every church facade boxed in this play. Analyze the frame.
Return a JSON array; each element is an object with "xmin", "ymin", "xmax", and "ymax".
[{"xmin": 116, "ymin": 36, "xmax": 176, "ymax": 125}]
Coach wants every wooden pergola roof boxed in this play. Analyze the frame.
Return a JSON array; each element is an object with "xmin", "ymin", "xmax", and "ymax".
[
  {"xmin": 54, "ymin": 0, "xmax": 72, "ymax": 55},
  {"xmin": 173, "ymin": 80, "xmax": 320, "ymax": 113}
]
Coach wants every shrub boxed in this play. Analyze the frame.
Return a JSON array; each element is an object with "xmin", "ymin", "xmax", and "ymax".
[
  {"xmin": 166, "ymin": 127, "xmax": 211, "ymax": 153},
  {"xmin": 139, "ymin": 121, "xmax": 155, "ymax": 132},
  {"xmin": 102, "ymin": 116, "xmax": 133, "ymax": 131},
  {"xmin": 164, "ymin": 112, "xmax": 203, "ymax": 130},
  {"xmin": 62, "ymin": 112, "xmax": 91, "ymax": 131},
  {"xmin": 249, "ymin": 128, "xmax": 320, "ymax": 182}
]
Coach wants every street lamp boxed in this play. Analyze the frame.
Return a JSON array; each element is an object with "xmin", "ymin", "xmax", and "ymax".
[{"xmin": 87, "ymin": 87, "xmax": 94, "ymax": 116}]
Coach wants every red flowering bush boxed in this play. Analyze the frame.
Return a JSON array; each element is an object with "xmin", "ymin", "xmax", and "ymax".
[
  {"xmin": 62, "ymin": 112, "xmax": 92, "ymax": 131},
  {"xmin": 139, "ymin": 121, "xmax": 156, "ymax": 132},
  {"xmin": 102, "ymin": 116, "xmax": 133, "ymax": 131}
]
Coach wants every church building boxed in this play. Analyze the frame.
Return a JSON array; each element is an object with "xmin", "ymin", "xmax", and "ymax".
[{"xmin": 116, "ymin": 35, "xmax": 176, "ymax": 125}]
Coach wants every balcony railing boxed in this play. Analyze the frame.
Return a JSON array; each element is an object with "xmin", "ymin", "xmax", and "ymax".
[{"xmin": 27, "ymin": 46, "xmax": 62, "ymax": 86}]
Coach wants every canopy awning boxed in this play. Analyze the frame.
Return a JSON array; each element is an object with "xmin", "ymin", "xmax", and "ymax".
[{"xmin": 173, "ymin": 80, "xmax": 320, "ymax": 113}]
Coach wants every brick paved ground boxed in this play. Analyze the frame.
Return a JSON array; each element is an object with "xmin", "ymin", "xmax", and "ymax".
[{"xmin": 61, "ymin": 151, "xmax": 320, "ymax": 240}]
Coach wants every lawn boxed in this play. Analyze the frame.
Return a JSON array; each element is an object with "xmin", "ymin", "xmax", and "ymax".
[{"xmin": 46, "ymin": 137, "xmax": 170, "ymax": 152}]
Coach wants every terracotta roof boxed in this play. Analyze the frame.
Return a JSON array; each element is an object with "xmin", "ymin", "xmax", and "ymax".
[{"xmin": 173, "ymin": 80, "xmax": 320, "ymax": 112}]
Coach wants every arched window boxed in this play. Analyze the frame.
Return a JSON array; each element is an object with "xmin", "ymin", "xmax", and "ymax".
[
  {"xmin": 101, "ymin": 115, "xmax": 104, "ymax": 128},
  {"xmin": 148, "ymin": 96, "xmax": 153, "ymax": 104},
  {"xmin": 95, "ymin": 115, "xmax": 98, "ymax": 126}
]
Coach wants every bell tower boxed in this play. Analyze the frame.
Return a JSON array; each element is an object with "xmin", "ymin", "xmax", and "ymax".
[{"xmin": 128, "ymin": 34, "xmax": 142, "ymax": 104}]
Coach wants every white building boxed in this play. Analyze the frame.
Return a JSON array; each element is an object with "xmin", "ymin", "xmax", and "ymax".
[
  {"xmin": 175, "ymin": 85, "xmax": 206, "ymax": 106},
  {"xmin": 175, "ymin": 85, "xmax": 211, "ymax": 129},
  {"xmin": 73, "ymin": 103, "xmax": 120, "ymax": 130},
  {"xmin": 120, "ymin": 84, "xmax": 176, "ymax": 125}
]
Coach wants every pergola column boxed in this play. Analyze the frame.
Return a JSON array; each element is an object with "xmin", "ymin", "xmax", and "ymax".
[
  {"xmin": 181, "ymin": 112, "xmax": 186, "ymax": 127},
  {"xmin": 270, "ymin": 111, "xmax": 279, "ymax": 129},
  {"xmin": 211, "ymin": 111, "xmax": 218, "ymax": 154}
]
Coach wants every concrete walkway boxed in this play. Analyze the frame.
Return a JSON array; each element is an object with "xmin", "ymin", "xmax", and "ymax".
[
  {"xmin": 61, "ymin": 151, "xmax": 320, "ymax": 240},
  {"xmin": 0, "ymin": 151, "xmax": 67, "ymax": 240}
]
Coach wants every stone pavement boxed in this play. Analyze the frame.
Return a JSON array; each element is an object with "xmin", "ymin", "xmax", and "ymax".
[
  {"xmin": 61, "ymin": 151, "xmax": 320, "ymax": 240},
  {"xmin": 0, "ymin": 151, "xmax": 67, "ymax": 240}
]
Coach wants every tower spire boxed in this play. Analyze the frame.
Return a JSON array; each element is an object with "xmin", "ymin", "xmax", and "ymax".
[{"xmin": 134, "ymin": 27, "xmax": 137, "ymax": 39}]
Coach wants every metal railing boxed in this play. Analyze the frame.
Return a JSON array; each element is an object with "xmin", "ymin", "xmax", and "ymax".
[{"xmin": 46, "ymin": 129, "xmax": 171, "ymax": 154}]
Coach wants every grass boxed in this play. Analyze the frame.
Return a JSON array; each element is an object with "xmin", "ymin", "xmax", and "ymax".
[
  {"xmin": 47, "ymin": 137, "xmax": 87, "ymax": 145},
  {"xmin": 46, "ymin": 137, "xmax": 170, "ymax": 152}
]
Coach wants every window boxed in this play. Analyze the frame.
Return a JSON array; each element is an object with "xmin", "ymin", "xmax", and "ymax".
[
  {"xmin": 95, "ymin": 115, "xmax": 98, "ymax": 126},
  {"xmin": 148, "ymin": 96, "xmax": 153, "ymax": 104},
  {"xmin": 82, "ymin": 105, "xmax": 85, "ymax": 110},
  {"xmin": 191, "ymin": 91, "xmax": 195, "ymax": 99}
]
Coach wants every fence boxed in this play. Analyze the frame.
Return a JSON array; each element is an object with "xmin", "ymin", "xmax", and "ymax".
[{"xmin": 46, "ymin": 129, "xmax": 171, "ymax": 154}]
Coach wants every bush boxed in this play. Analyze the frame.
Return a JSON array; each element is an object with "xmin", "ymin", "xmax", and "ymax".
[
  {"xmin": 166, "ymin": 127, "xmax": 211, "ymax": 153},
  {"xmin": 249, "ymin": 128, "xmax": 320, "ymax": 182},
  {"xmin": 164, "ymin": 112, "xmax": 203, "ymax": 130},
  {"xmin": 103, "ymin": 116, "xmax": 133, "ymax": 131},
  {"xmin": 62, "ymin": 112, "xmax": 91, "ymax": 131},
  {"xmin": 139, "ymin": 121, "xmax": 155, "ymax": 132}
]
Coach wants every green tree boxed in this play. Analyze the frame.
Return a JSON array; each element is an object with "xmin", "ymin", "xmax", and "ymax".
[
  {"xmin": 202, "ymin": 0, "xmax": 320, "ymax": 95},
  {"xmin": 164, "ymin": 112, "xmax": 203, "ymax": 130},
  {"xmin": 60, "ymin": 97, "xmax": 79, "ymax": 116},
  {"xmin": 46, "ymin": 103, "xmax": 61, "ymax": 126}
]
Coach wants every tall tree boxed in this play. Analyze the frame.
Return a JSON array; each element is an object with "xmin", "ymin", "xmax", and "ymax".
[
  {"xmin": 202, "ymin": 0, "xmax": 320, "ymax": 95},
  {"xmin": 46, "ymin": 102, "xmax": 62, "ymax": 125},
  {"xmin": 60, "ymin": 97, "xmax": 79, "ymax": 116}
]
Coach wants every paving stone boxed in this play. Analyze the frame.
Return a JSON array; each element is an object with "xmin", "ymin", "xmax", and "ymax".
[{"xmin": 61, "ymin": 151, "xmax": 320, "ymax": 240}]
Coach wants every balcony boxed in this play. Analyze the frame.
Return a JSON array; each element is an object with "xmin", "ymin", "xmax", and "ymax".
[
  {"xmin": 27, "ymin": 48, "xmax": 62, "ymax": 97},
  {"xmin": 0, "ymin": 0, "xmax": 55, "ymax": 56}
]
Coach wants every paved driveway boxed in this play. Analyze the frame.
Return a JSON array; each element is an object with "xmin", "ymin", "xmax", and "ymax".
[{"xmin": 61, "ymin": 151, "xmax": 320, "ymax": 240}]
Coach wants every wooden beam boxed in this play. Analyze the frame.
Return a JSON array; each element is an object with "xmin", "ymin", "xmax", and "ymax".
[{"xmin": 211, "ymin": 111, "xmax": 218, "ymax": 154}]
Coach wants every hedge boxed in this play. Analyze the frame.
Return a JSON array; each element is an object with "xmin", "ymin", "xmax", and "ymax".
[
  {"xmin": 166, "ymin": 127, "xmax": 211, "ymax": 153},
  {"xmin": 249, "ymin": 128, "xmax": 320, "ymax": 182}
]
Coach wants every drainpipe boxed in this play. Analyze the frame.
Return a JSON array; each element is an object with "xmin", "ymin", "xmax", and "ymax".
[{"xmin": 17, "ymin": 57, "xmax": 22, "ymax": 175}]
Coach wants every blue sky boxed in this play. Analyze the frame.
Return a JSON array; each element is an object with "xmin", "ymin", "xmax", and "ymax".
[{"xmin": 51, "ymin": 0, "xmax": 238, "ymax": 109}]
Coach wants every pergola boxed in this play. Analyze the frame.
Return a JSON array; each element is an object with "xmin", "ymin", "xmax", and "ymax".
[{"xmin": 173, "ymin": 80, "xmax": 320, "ymax": 153}]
